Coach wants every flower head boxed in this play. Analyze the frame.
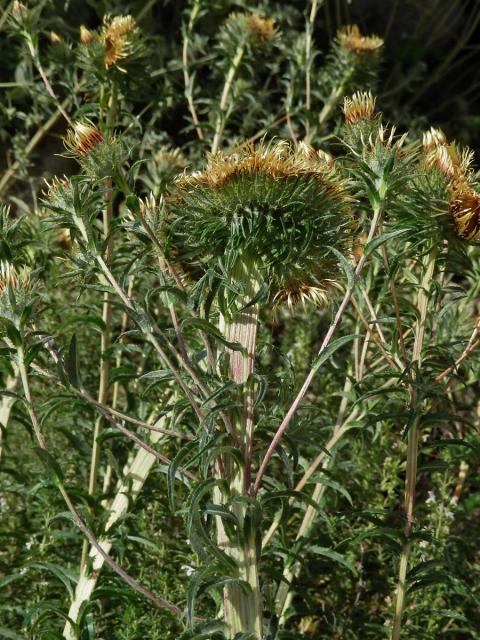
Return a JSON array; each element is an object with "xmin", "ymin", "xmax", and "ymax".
[
  {"xmin": 101, "ymin": 14, "xmax": 138, "ymax": 69},
  {"xmin": 337, "ymin": 25, "xmax": 383, "ymax": 54},
  {"xmin": 343, "ymin": 91, "xmax": 376, "ymax": 125},
  {"xmin": 449, "ymin": 182, "xmax": 480, "ymax": 241},
  {"xmin": 165, "ymin": 141, "xmax": 353, "ymax": 308},
  {"xmin": 64, "ymin": 120, "xmax": 104, "ymax": 157},
  {"xmin": 245, "ymin": 14, "xmax": 278, "ymax": 43},
  {"xmin": 0, "ymin": 262, "xmax": 33, "ymax": 327}
]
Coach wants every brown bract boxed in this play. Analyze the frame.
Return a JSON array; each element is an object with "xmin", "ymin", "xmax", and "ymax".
[
  {"xmin": 175, "ymin": 141, "xmax": 349, "ymax": 203},
  {"xmin": 102, "ymin": 14, "xmax": 137, "ymax": 69},
  {"xmin": 337, "ymin": 25, "xmax": 383, "ymax": 54}
]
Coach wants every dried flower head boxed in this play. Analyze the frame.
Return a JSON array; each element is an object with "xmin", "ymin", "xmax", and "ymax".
[
  {"xmin": 343, "ymin": 91, "xmax": 376, "ymax": 124},
  {"xmin": 450, "ymin": 183, "xmax": 480, "ymax": 241},
  {"xmin": 245, "ymin": 13, "xmax": 278, "ymax": 43},
  {"xmin": 64, "ymin": 120, "xmax": 104, "ymax": 157},
  {"xmin": 80, "ymin": 24, "xmax": 95, "ymax": 44},
  {"xmin": 165, "ymin": 141, "xmax": 353, "ymax": 308},
  {"xmin": 337, "ymin": 25, "xmax": 383, "ymax": 54},
  {"xmin": 101, "ymin": 14, "xmax": 138, "ymax": 69}
]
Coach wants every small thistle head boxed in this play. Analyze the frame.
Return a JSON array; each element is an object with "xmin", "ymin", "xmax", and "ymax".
[
  {"xmin": 80, "ymin": 24, "xmax": 94, "ymax": 44},
  {"xmin": 64, "ymin": 120, "xmax": 104, "ymax": 157},
  {"xmin": 343, "ymin": 91, "xmax": 376, "ymax": 125},
  {"xmin": 220, "ymin": 12, "xmax": 279, "ymax": 53},
  {"xmin": 102, "ymin": 14, "xmax": 138, "ymax": 70},
  {"xmin": 245, "ymin": 13, "xmax": 278, "ymax": 44},
  {"xmin": 50, "ymin": 31, "xmax": 62, "ymax": 44},
  {"xmin": 165, "ymin": 140, "xmax": 353, "ymax": 309},
  {"xmin": 0, "ymin": 262, "xmax": 34, "ymax": 329},
  {"xmin": 337, "ymin": 25, "xmax": 383, "ymax": 55},
  {"xmin": 449, "ymin": 183, "xmax": 480, "ymax": 241}
]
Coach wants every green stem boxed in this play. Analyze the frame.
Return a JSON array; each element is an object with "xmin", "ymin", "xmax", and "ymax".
[
  {"xmin": 211, "ymin": 42, "xmax": 245, "ymax": 155},
  {"xmin": 391, "ymin": 245, "xmax": 437, "ymax": 640},
  {"xmin": 217, "ymin": 254, "xmax": 263, "ymax": 639},
  {"xmin": 81, "ymin": 84, "xmax": 117, "ymax": 570}
]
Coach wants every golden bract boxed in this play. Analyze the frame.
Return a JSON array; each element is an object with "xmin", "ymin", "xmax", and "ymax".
[
  {"xmin": 176, "ymin": 141, "xmax": 347, "ymax": 200},
  {"xmin": 337, "ymin": 25, "xmax": 383, "ymax": 54}
]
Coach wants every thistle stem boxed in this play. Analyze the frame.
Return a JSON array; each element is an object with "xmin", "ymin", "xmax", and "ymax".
[
  {"xmin": 216, "ymin": 255, "xmax": 263, "ymax": 639},
  {"xmin": 211, "ymin": 42, "xmax": 245, "ymax": 155},
  {"xmin": 182, "ymin": 0, "xmax": 204, "ymax": 141},
  {"xmin": 391, "ymin": 245, "xmax": 437, "ymax": 640}
]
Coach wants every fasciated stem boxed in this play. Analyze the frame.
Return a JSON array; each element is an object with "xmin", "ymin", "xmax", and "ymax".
[{"xmin": 216, "ymin": 254, "xmax": 263, "ymax": 639}]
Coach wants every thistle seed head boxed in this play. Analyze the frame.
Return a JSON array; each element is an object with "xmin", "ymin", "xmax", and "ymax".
[{"xmin": 337, "ymin": 25, "xmax": 383, "ymax": 54}]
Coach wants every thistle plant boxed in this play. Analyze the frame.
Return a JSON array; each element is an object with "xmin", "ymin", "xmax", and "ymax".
[
  {"xmin": 163, "ymin": 140, "xmax": 352, "ymax": 637},
  {"xmin": 1, "ymin": 4, "xmax": 480, "ymax": 640}
]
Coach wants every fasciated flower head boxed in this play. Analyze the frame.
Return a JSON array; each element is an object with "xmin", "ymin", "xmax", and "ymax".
[
  {"xmin": 64, "ymin": 120, "xmax": 104, "ymax": 157},
  {"xmin": 101, "ymin": 14, "xmax": 138, "ymax": 70},
  {"xmin": 337, "ymin": 25, "xmax": 383, "ymax": 55},
  {"xmin": 164, "ymin": 141, "xmax": 354, "ymax": 308},
  {"xmin": 343, "ymin": 91, "xmax": 376, "ymax": 125}
]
